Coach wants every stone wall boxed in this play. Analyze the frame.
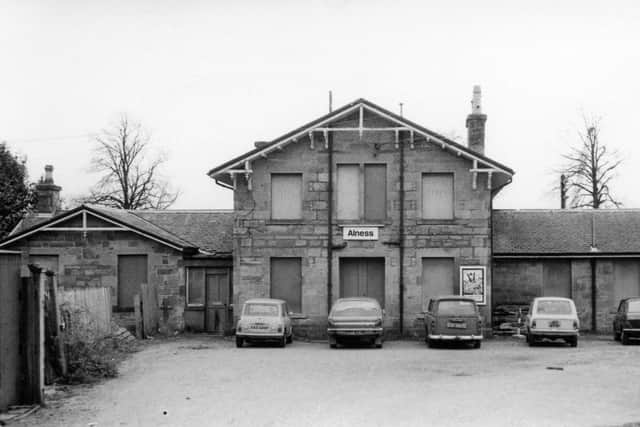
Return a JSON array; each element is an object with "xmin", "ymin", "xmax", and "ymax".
[
  {"xmin": 233, "ymin": 110, "xmax": 495, "ymax": 338},
  {"xmin": 6, "ymin": 230, "xmax": 185, "ymax": 332},
  {"xmin": 493, "ymin": 258, "xmax": 639, "ymax": 333}
]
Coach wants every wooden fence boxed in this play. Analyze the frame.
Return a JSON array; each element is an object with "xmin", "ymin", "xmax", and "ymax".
[{"xmin": 59, "ymin": 287, "xmax": 112, "ymax": 339}]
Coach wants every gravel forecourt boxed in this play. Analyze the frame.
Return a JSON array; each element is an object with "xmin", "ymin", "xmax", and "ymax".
[{"xmin": 18, "ymin": 335, "xmax": 640, "ymax": 427}]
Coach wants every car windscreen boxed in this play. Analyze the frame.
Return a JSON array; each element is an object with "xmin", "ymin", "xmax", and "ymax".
[
  {"xmin": 628, "ymin": 300, "xmax": 640, "ymax": 313},
  {"xmin": 244, "ymin": 303, "xmax": 279, "ymax": 317},
  {"xmin": 436, "ymin": 300, "xmax": 476, "ymax": 316},
  {"xmin": 535, "ymin": 300, "xmax": 572, "ymax": 315},
  {"xmin": 331, "ymin": 302, "xmax": 380, "ymax": 317}
]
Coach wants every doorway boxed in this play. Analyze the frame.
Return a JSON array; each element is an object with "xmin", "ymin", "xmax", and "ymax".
[
  {"xmin": 339, "ymin": 258, "xmax": 385, "ymax": 307},
  {"xmin": 205, "ymin": 270, "xmax": 229, "ymax": 334}
]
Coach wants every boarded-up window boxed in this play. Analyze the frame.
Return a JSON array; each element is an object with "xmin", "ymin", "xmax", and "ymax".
[
  {"xmin": 271, "ymin": 258, "xmax": 302, "ymax": 313},
  {"xmin": 117, "ymin": 255, "xmax": 148, "ymax": 309},
  {"xmin": 422, "ymin": 173, "xmax": 454, "ymax": 219},
  {"xmin": 339, "ymin": 258, "xmax": 385, "ymax": 307},
  {"xmin": 271, "ymin": 174, "xmax": 302, "ymax": 220},
  {"xmin": 422, "ymin": 258, "xmax": 455, "ymax": 310},
  {"xmin": 337, "ymin": 165, "xmax": 359, "ymax": 220},
  {"xmin": 542, "ymin": 261, "xmax": 571, "ymax": 298},
  {"xmin": 364, "ymin": 164, "xmax": 387, "ymax": 221},
  {"xmin": 613, "ymin": 260, "xmax": 640, "ymax": 304},
  {"xmin": 187, "ymin": 268, "xmax": 205, "ymax": 305}
]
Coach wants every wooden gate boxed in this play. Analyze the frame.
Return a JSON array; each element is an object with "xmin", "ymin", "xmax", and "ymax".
[{"xmin": 0, "ymin": 254, "xmax": 44, "ymax": 411}]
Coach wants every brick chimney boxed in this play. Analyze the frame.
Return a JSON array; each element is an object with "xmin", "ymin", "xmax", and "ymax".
[
  {"xmin": 35, "ymin": 165, "xmax": 61, "ymax": 214},
  {"xmin": 466, "ymin": 85, "xmax": 487, "ymax": 155}
]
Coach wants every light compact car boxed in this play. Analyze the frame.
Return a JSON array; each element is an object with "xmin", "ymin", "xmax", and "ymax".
[
  {"xmin": 327, "ymin": 297, "xmax": 384, "ymax": 348},
  {"xmin": 525, "ymin": 297, "xmax": 579, "ymax": 347},
  {"xmin": 235, "ymin": 298, "xmax": 293, "ymax": 348},
  {"xmin": 424, "ymin": 296, "xmax": 483, "ymax": 349},
  {"xmin": 613, "ymin": 297, "xmax": 640, "ymax": 345}
]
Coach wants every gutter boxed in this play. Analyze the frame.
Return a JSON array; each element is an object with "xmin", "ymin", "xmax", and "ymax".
[{"xmin": 399, "ymin": 132, "xmax": 405, "ymax": 335}]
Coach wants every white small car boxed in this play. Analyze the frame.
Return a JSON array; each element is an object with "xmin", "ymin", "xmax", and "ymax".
[
  {"xmin": 525, "ymin": 297, "xmax": 580, "ymax": 347},
  {"xmin": 235, "ymin": 298, "xmax": 293, "ymax": 348}
]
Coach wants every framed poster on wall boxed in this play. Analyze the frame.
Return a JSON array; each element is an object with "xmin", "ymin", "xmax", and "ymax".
[{"xmin": 460, "ymin": 266, "xmax": 486, "ymax": 305}]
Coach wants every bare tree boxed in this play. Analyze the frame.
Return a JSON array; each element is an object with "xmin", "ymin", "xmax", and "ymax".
[
  {"xmin": 559, "ymin": 116, "xmax": 622, "ymax": 209},
  {"xmin": 81, "ymin": 115, "xmax": 178, "ymax": 209}
]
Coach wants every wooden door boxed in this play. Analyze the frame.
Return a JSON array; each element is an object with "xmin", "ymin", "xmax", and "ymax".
[
  {"xmin": 339, "ymin": 258, "xmax": 385, "ymax": 307},
  {"xmin": 543, "ymin": 260, "xmax": 571, "ymax": 298},
  {"xmin": 422, "ymin": 258, "xmax": 455, "ymax": 310},
  {"xmin": 614, "ymin": 260, "xmax": 640, "ymax": 303},
  {"xmin": 117, "ymin": 255, "xmax": 147, "ymax": 310},
  {"xmin": 270, "ymin": 258, "xmax": 302, "ymax": 312},
  {"xmin": 205, "ymin": 271, "xmax": 229, "ymax": 334}
]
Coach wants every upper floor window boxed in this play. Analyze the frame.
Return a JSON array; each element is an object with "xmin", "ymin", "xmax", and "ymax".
[
  {"xmin": 337, "ymin": 164, "xmax": 387, "ymax": 221},
  {"xmin": 422, "ymin": 173, "xmax": 454, "ymax": 219},
  {"xmin": 271, "ymin": 173, "xmax": 302, "ymax": 220}
]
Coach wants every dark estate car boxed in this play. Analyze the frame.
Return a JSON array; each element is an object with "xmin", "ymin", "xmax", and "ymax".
[
  {"xmin": 613, "ymin": 297, "xmax": 640, "ymax": 345},
  {"xmin": 424, "ymin": 296, "xmax": 483, "ymax": 349},
  {"xmin": 327, "ymin": 297, "xmax": 384, "ymax": 349}
]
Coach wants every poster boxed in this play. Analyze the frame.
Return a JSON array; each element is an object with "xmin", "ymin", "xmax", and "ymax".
[{"xmin": 460, "ymin": 266, "xmax": 486, "ymax": 305}]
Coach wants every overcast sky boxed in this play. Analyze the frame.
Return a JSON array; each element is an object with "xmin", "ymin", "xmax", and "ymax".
[{"xmin": 2, "ymin": 0, "xmax": 639, "ymax": 210}]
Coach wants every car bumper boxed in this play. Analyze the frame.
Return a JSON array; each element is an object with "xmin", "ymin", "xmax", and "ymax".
[
  {"xmin": 237, "ymin": 332, "xmax": 283, "ymax": 340},
  {"xmin": 428, "ymin": 334, "xmax": 483, "ymax": 341},
  {"xmin": 622, "ymin": 328, "xmax": 640, "ymax": 336},
  {"xmin": 529, "ymin": 330, "xmax": 579, "ymax": 337},
  {"xmin": 327, "ymin": 327, "xmax": 383, "ymax": 337}
]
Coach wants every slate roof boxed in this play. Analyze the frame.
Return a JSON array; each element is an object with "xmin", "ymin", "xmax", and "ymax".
[
  {"xmin": 2, "ymin": 205, "xmax": 235, "ymax": 256},
  {"xmin": 133, "ymin": 210, "xmax": 235, "ymax": 254},
  {"xmin": 493, "ymin": 209, "xmax": 640, "ymax": 255}
]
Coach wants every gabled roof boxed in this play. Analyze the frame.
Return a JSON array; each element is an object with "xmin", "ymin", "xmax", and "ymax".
[
  {"xmin": 0, "ymin": 205, "xmax": 234, "ymax": 255},
  {"xmin": 493, "ymin": 209, "xmax": 640, "ymax": 256},
  {"xmin": 208, "ymin": 98, "xmax": 514, "ymax": 185}
]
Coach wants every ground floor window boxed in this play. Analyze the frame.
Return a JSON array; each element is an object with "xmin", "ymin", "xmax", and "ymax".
[
  {"xmin": 187, "ymin": 268, "xmax": 205, "ymax": 305},
  {"xmin": 270, "ymin": 258, "xmax": 302, "ymax": 313}
]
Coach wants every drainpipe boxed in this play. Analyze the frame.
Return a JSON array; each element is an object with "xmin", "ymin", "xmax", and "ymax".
[
  {"xmin": 590, "ymin": 212, "xmax": 597, "ymax": 332},
  {"xmin": 327, "ymin": 131, "xmax": 333, "ymax": 314},
  {"xmin": 399, "ymin": 133, "xmax": 405, "ymax": 336}
]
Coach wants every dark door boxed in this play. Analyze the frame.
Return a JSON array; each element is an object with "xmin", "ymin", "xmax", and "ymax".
[
  {"xmin": 117, "ymin": 255, "xmax": 148, "ymax": 309},
  {"xmin": 422, "ymin": 258, "xmax": 455, "ymax": 310},
  {"xmin": 205, "ymin": 270, "xmax": 229, "ymax": 334},
  {"xmin": 270, "ymin": 258, "xmax": 302, "ymax": 313},
  {"xmin": 543, "ymin": 260, "xmax": 571, "ymax": 298},
  {"xmin": 339, "ymin": 258, "xmax": 385, "ymax": 307},
  {"xmin": 0, "ymin": 254, "xmax": 21, "ymax": 410}
]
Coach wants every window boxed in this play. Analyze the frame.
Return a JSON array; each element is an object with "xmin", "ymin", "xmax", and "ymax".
[
  {"xmin": 187, "ymin": 268, "xmax": 205, "ymax": 305},
  {"xmin": 337, "ymin": 164, "xmax": 387, "ymax": 221},
  {"xmin": 422, "ymin": 173, "xmax": 454, "ymax": 219},
  {"xmin": 271, "ymin": 174, "xmax": 302, "ymax": 220},
  {"xmin": 270, "ymin": 258, "xmax": 302, "ymax": 313}
]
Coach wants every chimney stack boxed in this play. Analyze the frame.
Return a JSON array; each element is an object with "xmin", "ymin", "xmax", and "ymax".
[
  {"xmin": 466, "ymin": 85, "xmax": 487, "ymax": 155},
  {"xmin": 35, "ymin": 165, "xmax": 61, "ymax": 215}
]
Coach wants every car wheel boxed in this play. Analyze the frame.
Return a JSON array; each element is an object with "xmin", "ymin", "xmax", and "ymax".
[
  {"xmin": 527, "ymin": 331, "xmax": 536, "ymax": 347},
  {"xmin": 375, "ymin": 336, "xmax": 383, "ymax": 349},
  {"xmin": 329, "ymin": 336, "xmax": 337, "ymax": 349},
  {"xmin": 569, "ymin": 337, "xmax": 578, "ymax": 347},
  {"xmin": 279, "ymin": 335, "xmax": 286, "ymax": 348},
  {"xmin": 614, "ymin": 328, "xmax": 621, "ymax": 341},
  {"xmin": 286, "ymin": 330, "xmax": 293, "ymax": 344},
  {"xmin": 473, "ymin": 340, "xmax": 481, "ymax": 349},
  {"xmin": 427, "ymin": 338, "xmax": 436, "ymax": 349},
  {"xmin": 621, "ymin": 331, "xmax": 630, "ymax": 345},
  {"xmin": 236, "ymin": 337, "xmax": 243, "ymax": 348}
]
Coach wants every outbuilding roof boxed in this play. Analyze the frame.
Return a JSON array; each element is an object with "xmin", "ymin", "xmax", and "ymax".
[
  {"xmin": 1, "ymin": 204, "xmax": 235, "ymax": 256},
  {"xmin": 493, "ymin": 209, "xmax": 640, "ymax": 256}
]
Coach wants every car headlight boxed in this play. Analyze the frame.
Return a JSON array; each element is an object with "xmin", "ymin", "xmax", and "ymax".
[
  {"xmin": 328, "ymin": 320, "xmax": 335, "ymax": 327},
  {"xmin": 374, "ymin": 319, "xmax": 382, "ymax": 327},
  {"xmin": 531, "ymin": 320, "xmax": 537, "ymax": 329},
  {"xmin": 277, "ymin": 325, "xmax": 283, "ymax": 333}
]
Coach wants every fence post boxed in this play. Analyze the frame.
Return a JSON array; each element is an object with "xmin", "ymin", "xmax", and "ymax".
[
  {"xmin": 21, "ymin": 265, "xmax": 44, "ymax": 405},
  {"xmin": 134, "ymin": 294, "xmax": 143, "ymax": 339}
]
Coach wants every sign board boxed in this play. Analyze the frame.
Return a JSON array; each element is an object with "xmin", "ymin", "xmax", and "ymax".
[
  {"xmin": 342, "ymin": 226, "xmax": 379, "ymax": 241},
  {"xmin": 460, "ymin": 266, "xmax": 486, "ymax": 305}
]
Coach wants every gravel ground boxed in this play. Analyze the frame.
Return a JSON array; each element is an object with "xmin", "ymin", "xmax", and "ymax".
[{"xmin": 18, "ymin": 335, "xmax": 640, "ymax": 427}]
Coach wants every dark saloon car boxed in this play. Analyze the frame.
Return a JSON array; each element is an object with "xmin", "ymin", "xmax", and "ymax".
[
  {"xmin": 327, "ymin": 297, "xmax": 384, "ymax": 349},
  {"xmin": 424, "ymin": 296, "xmax": 483, "ymax": 348},
  {"xmin": 613, "ymin": 297, "xmax": 640, "ymax": 345}
]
